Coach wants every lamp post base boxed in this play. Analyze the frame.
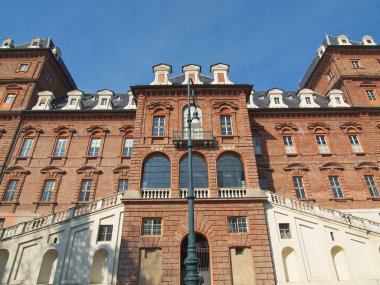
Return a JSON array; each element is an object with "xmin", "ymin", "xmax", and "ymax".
[{"xmin": 184, "ymin": 252, "xmax": 200, "ymax": 285}]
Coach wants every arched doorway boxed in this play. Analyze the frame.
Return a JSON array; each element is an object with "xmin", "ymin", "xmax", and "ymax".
[{"xmin": 181, "ymin": 234, "xmax": 210, "ymax": 285}]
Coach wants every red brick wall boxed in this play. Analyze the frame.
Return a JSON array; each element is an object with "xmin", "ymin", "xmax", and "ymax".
[{"xmin": 117, "ymin": 198, "xmax": 275, "ymax": 285}]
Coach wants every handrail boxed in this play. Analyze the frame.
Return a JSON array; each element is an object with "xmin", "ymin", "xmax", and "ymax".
[
  {"xmin": 0, "ymin": 193, "xmax": 123, "ymax": 241},
  {"xmin": 266, "ymin": 191, "xmax": 380, "ymax": 234}
]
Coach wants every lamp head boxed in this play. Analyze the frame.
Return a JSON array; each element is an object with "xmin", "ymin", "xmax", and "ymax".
[{"xmin": 191, "ymin": 111, "xmax": 201, "ymax": 128}]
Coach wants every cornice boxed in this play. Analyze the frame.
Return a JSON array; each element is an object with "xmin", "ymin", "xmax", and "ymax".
[{"xmin": 21, "ymin": 110, "xmax": 136, "ymax": 121}]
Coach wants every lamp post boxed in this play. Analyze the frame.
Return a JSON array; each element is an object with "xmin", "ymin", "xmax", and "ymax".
[{"xmin": 184, "ymin": 78, "xmax": 201, "ymax": 285}]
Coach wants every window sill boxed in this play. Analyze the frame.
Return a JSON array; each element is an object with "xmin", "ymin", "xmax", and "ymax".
[
  {"xmin": 121, "ymin": 155, "xmax": 132, "ymax": 159},
  {"xmin": 317, "ymin": 153, "xmax": 335, "ymax": 157},
  {"xmin": 83, "ymin": 155, "xmax": 101, "ymax": 159},
  {"xmin": 298, "ymin": 198, "xmax": 316, "ymax": 202},
  {"xmin": 285, "ymin": 153, "xmax": 299, "ymax": 157},
  {"xmin": 329, "ymin": 197, "xmax": 353, "ymax": 202},
  {"xmin": 49, "ymin": 156, "xmax": 67, "ymax": 160},
  {"xmin": 367, "ymin": 197, "xmax": 380, "ymax": 201},
  {"xmin": 351, "ymin": 152, "xmax": 367, "ymax": 156},
  {"xmin": 33, "ymin": 201, "xmax": 58, "ymax": 205},
  {"xmin": 16, "ymin": 156, "xmax": 30, "ymax": 160},
  {"xmin": 0, "ymin": 201, "xmax": 20, "ymax": 206}
]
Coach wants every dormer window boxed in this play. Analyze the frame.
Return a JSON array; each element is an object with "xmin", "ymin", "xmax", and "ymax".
[
  {"xmin": 38, "ymin": 99, "xmax": 47, "ymax": 106},
  {"xmin": 335, "ymin": 98, "xmax": 341, "ymax": 104},
  {"xmin": 351, "ymin": 60, "xmax": 361, "ymax": 69},
  {"xmin": 70, "ymin": 98, "xmax": 77, "ymax": 105},
  {"xmin": 327, "ymin": 70, "xmax": 334, "ymax": 81},
  {"xmin": 211, "ymin": 63, "xmax": 232, "ymax": 85},
  {"xmin": 100, "ymin": 98, "xmax": 108, "ymax": 105},
  {"xmin": 367, "ymin": 39, "xmax": 372, "ymax": 44},
  {"xmin": 32, "ymin": 90, "xmax": 55, "ymax": 110},
  {"xmin": 274, "ymin": 98, "xmax": 280, "ymax": 104},
  {"xmin": 305, "ymin": 97, "xmax": 311, "ymax": 104},
  {"xmin": 63, "ymin": 90, "xmax": 84, "ymax": 110},
  {"xmin": 4, "ymin": 93, "xmax": 16, "ymax": 104},
  {"xmin": 341, "ymin": 39, "xmax": 347, "ymax": 43},
  {"xmin": 362, "ymin": 35, "xmax": 376, "ymax": 45},
  {"xmin": 29, "ymin": 38, "xmax": 42, "ymax": 48},
  {"xmin": 1, "ymin": 38, "xmax": 14, "ymax": 48},
  {"xmin": 337, "ymin": 35, "xmax": 351, "ymax": 45}
]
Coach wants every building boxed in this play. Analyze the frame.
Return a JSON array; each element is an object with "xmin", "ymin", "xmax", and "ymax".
[{"xmin": 0, "ymin": 35, "xmax": 379, "ymax": 285}]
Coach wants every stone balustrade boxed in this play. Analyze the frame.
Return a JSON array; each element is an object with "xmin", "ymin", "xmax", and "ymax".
[
  {"xmin": 180, "ymin": 188, "xmax": 209, "ymax": 198},
  {"xmin": 141, "ymin": 189, "xmax": 170, "ymax": 199},
  {"xmin": 218, "ymin": 188, "xmax": 247, "ymax": 198},
  {"xmin": 266, "ymin": 191, "xmax": 380, "ymax": 234},
  {"xmin": 0, "ymin": 193, "xmax": 123, "ymax": 241}
]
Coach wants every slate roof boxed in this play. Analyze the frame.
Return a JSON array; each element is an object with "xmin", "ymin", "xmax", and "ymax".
[
  {"xmin": 50, "ymin": 92, "xmax": 131, "ymax": 110},
  {"xmin": 252, "ymin": 90, "xmax": 330, "ymax": 108},
  {"xmin": 168, "ymin": 74, "xmax": 214, "ymax": 85}
]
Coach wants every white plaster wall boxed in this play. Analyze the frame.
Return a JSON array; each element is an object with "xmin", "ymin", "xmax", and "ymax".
[
  {"xmin": 266, "ymin": 202, "xmax": 380, "ymax": 285},
  {"xmin": 0, "ymin": 204, "xmax": 124, "ymax": 285}
]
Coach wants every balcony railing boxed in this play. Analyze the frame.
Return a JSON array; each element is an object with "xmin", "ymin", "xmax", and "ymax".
[
  {"xmin": 173, "ymin": 131, "xmax": 214, "ymax": 147},
  {"xmin": 180, "ymin": 188, "xmax": 209, "ymax": 198},
  {"xmin": 218, "ymin": 187, "xmax": 247, "ymax": 198},
  {"xmin": 0, "ymin": 194, "xmax": 123, "ymax": 240},
  {"xmin": 141, "ymin": 188, "xmax": 170, "ymax": 199}
]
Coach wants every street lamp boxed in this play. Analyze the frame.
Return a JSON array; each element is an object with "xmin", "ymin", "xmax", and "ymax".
[{"xmin": 184, "ymin": 78, "xmax": 200, "ymax": 285}]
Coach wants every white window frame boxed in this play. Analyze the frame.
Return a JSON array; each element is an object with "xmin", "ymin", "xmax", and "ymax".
[
  {"xmin": 4, "ymin": 93, "xmax": 16, "ymax": 104},
  {"xmin": 293, "ymin": 176, "xmax": 306, "ymax": 199},
  {"xmin": 88, "ymin": 138, "xmax": 101, "ymax": 156},
  {"xmin": 118, "ymin": 179, "xmax": 129, "ymax": 192},
  {"xmin": 228, "ymin": 217, "xmax": 248, "ymax": 233},
  {"xmin": 348, "ymin": 135, "xmax": 362, "ymax": 153},
  {"xmin": 365, "ymin": 175, "xmax": 379, "ymax": 197},
  {"xmin": 220, "ymin": 115, "xmax": 233, "ymax": 135},
  {"xmin": 53, "ymin": 138, "xmax": 67, "ymax": 157},
  {"xmin": 366, "ymin": 90, "xmax": 376, "ymax": 101},
  {"xmin": 283, "ymin": 136, "xmax": 296, "ymax": 154},
  {"xmin": 41, "ymin": 180, "xmax": 55, "ymax": 202},
  {"xmin": 316, "ymin": 135, "xmax": 329, "ymax": 154},
  {"xmin": 3, "ymin": 180, "xmax": 18, "ymax": 202},
  {"xmin": 19, "ymin": 138, "xmax": 34, "ymax": 157},
  {"xmin": 153, "ymin": 116, "xmax": 165, "ymax": 136},
  {"xmin": 329, "ymin": 176, "xmax": 344, "ymax": 198},
  {"xmin": 79, "ymin": 179, "xmax": 92, "ymax": 201},
  {"xmin": 123, "ymin": 138, "xmax": 133, "ymax": 157},
  {"xmin": 142, "ymin": 218, "xmax": 162, "ymax": 235}
]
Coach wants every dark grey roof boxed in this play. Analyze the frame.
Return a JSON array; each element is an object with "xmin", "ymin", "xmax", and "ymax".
[
  {"xmin": 168, "ymin": 74, "xmax": 214, "ymax": 85},
  {"xmin": 14, "ymin": 37, "xmax": 55, "ymax": 49},
  {"xmin": 299, "ymin": 35, "xmax": 375, "ymax": 88},
  {"xmin": 252, "ymin": 90, "xmax": 329, "ymax": 108},
  {"xmin": 51, "ymin": 93, "xmax": 130, "ymax": 110}
]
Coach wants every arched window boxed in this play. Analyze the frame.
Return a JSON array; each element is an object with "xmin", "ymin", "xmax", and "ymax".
[
  {"xmin": 37, "ymin": 249, "xmax": 58, "ymax": 284},
  {"xmin": 217, "ymin": 153, "xmax": 245, "ymax": 188},
  {"xmin": 282, "ymin": 247, "xmax": 300, "ymax": 282},
  {"xmin": 89, "ymin": 249, "xmax": 109, "ymax": 284},
  {"xmin": 183, "ymin": 106, "xmax": 203, "ymax": 139},
  {"xmin": 141, "ymin": 154, "xmax": 171, "ymax": 188},
  {"xmin": 0, "ymin": 249, "xmax": 9, "ymax": 282},
  {"xmin": 179, "ymin": 154, "xmax": 208, "ymax": 188},
  {"xmin": 331, "ymin": 246, "xmax": 351, "ymax": 280}
]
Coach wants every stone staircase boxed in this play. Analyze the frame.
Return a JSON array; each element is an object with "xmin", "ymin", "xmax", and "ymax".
[
  {"xmin": 0, "ymin": 193, "xmax": 123, "ymax": 241},
  {"xmin": 266, "ymin": 191, "xmax": 380, "ymax": 234}
]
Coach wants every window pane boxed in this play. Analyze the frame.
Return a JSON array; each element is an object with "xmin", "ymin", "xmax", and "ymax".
[
  {"xmin": 217, "ymin": 154, "xmax": 245, "ymax": 188},
  {"xmin": 88, "ymin": 138, "xmax": 101, "ymax": 156},
  {"xmin": 179, "ymin": 154, "xmax": 208, "ymax": 188},
  {"xmin": 253, "ymin": 136, "xmax": 262, "ymax": 154},
  {"xmin": 259, "ymin": 177, "xmax": 268, "ymax": 190},
  {"xmin": 123, "ymin": 139, "xmax": 133, "ymax": 156},
  {"xmin": 20, "ymin": 138, "xmax": 33, "ymax": 157},
  {"xmin": 41, "ymin": 180, "xmax": 55, "ymax": 202},
  {"xmin": 141, "ymin": 155, "xmax": 171, "ymax": 188},
  {"xmin": 118, "ymin": 179, "xmax": 129, "ymax": 192},
  {"xmin": 365, "ymin": 175, "xmax": 379, "ymax": 197},
  {"xmin": 283, "ymin": 136, "xmax": 296, "ymax": 154},
  {"xmin": 97, "ymin": 225, "xmax": 113, "ymax": 241},
  {"xmin": 3, "ymin": 180, "xmax": 18, "ymax": 202},
  {"xmin": 348, "ymin": 135, "xmax": 362, "ymax": 153},
  {"xmin": 153, "ymin": 116, "xmax": 165, "ymax": 136},
  {"xmin": 329, "ymin": 176, "xmax": 343, "ymax": 198},
  {"xmin": 293, "ymin": 176, "xmax": 306, "ymax": 199},
  {"xmin": 316, "ymin": 135, "xmax": 329, "ymax": 153},
  {"xmin": 53, "ymin": 138, "xmax": 67, "ymax": 157},
  {"xmin": 220, "ymin": 115, "xmax": 232, "ymax": 135},
  {"xmin": 228, "ymin": 217, "xmax": 247, "ymax": 233},
  {"xmin": 142, "ymin": 219, "xmax": 162, "ymax": 235},
  {"xmin": 279, "ymin": 223, "xmax": 291, "ymax": 239},
  {"xmin": 79, "ymin": 180, "xmax": 92, "ymax": 201}
]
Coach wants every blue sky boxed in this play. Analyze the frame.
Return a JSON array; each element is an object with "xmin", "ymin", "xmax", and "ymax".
[{"xmin": 3, "ymin": 0, "xmax": 380, "ymax": 92}]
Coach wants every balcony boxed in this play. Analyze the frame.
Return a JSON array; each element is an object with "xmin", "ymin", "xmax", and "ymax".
[
  {"xmin": 173, "ymin": 131, "xmax": 214, "ymax": 148},
  {"xmin": 180, "ymin": 188, "xmax": 209, "ymax": 198},
  {"xmin": 218, "ymin": 187, "xmax": 247, "ymax": 198},
  {"xmin": 141, "ymin": 188, "xmax": 170, "ymax": 199}
]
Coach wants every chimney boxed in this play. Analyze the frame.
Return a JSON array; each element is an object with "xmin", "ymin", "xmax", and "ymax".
[
  {"xmin": 211, "ymin": 63, "xmax": 232, "ymax": 84},
  {"xmin": 182, "ymin": 64, "xmax": 202, "ymax": 84},
  {"xmin": 151, "ymin": 64, "xmax": 172, "ymax": 85}
]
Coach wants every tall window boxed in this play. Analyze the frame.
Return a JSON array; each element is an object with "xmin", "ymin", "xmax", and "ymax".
[
  {"xmin": 118, "ymin": 179, "xmax": 128, "ymax": 192},
  {"xmin": 142, "ymin": 218, "xmax": 162, "ymax": 235},
  {"xmin": 79, "ymin": 179, "xmax": 92, "ymax": 201},
  {"xmin": 253, "ymin": 136, "xmax": 262, "ymax": 154},
  {"xmin": 183, "ymin": 106, "xmax": 203, "ymax": 134},
  {"xmin": 293, "ymin": 176, "xmax": 306, "ymax": 199},
  {"xmin": 351, "ymin": 60, "xmax": 360, "ymax": 68},
  {"xmin": 329, "ymin": 176, "xmax": 343, "ymax": 198},
  {"xmin": 348, "ymin": 135, "xmax": 362, "ymax": 153},
  {"xmin": 220, "ymin": 115, "xmax": 233, "ymax": 135},
  {"xmin": 279, "ymin": 223, "xmax": 291, "ymax": 239},
  {"xmin": 41, "ymin": 180, "xmax": 55, "ymax": 202},
  {"xmin": 3, "ymin": 180, "xmax": 18, "ymax": 202},
  {"xmin": 153, "ymin": 116, "xmax": 165, "ymax": 136},
  {"xmin": 141, "ymin": 154, "xmax": 170, "ymax": 188},
  {"xmin": 316, "ymin": 135, "xmax": 329, "ymax": 154},
  {"xmin": 19, "ymin": 138, "xmax": 33, "ymax": 157},
  {"xmin": 366, "ymin": 90, "xmax": 376, "ymax": 101},
  {"xmin": 228, "ymin": 217, "xmax": 248, "ymax": 233},
  {"xmin": 179, "ymin": 154, "xmax": 208, "ymax": 188},
  {"xmin": 53, "ymin": 138, "xmax": 67, "ymax": 157},
  {"xmin": 88, "ymin": 138, "xmax": 101, "ymax": 156},
  {"xmin": 283, "ymin": 136, "xmax": 296, "ymax": 154},
  {"xmin": 217, "ymin": 154, "xmax": 245, "ymax": 188},
  {"xmin": 365, "ymin": 176, "xmax": 379, "ymax": 197},
  {"xmin": 123, "ymin": 138, "xmax": 133, "ymax": 157}
]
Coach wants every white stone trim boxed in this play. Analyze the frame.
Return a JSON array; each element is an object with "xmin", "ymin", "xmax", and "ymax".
[
  {"xmin": 1, "ymin": 38, "xmax": 14, "ymax": 49},
  {"xmin": 62, "ymin": 90, "xmax": 84, "ymax": 110},
  {"xmin": 124, "ymin": 91, "xmax": 137, "ymax": 110},
  {"xmin": 182, "ymin": 64, "xmax": 202, "ymax": 85},
  {"xmin": 32, "ymin": 91, "xmax": 55, "ymax": 110},
  {"xmin": 211, "ymin": 64, "xmax": 233, "ymax": 84},
  {"xmin": 337, "ymin": 35, "xmax": 351, "ymax": 45},
  {"xmin": 247, "ymin": 91, "xmax": 258, "ymax": 109},
  {"xmin": 150, "ymin": 64, "xmax": 172, "ymax": 85},
  {"xmin": 327, "ymin": 89, "xmax": 350, "ymax": 108},
  {"xmin": 298, "ymin": 88, "xmax": 320, "ymax": 108},
  {"xmin": 362, "ymin": 35, "xmax": 376, "ymax": 46},
  {"xmin": 268, "ymin": 89, "xmax": 288, "ymax": 108},
  {"xmin": 29, "ymin": 37, "xmax": 42, "ymax": 48},
  {"xmin": 94, "ymin": 90, "xmax": 113, "ymax": 110}
]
